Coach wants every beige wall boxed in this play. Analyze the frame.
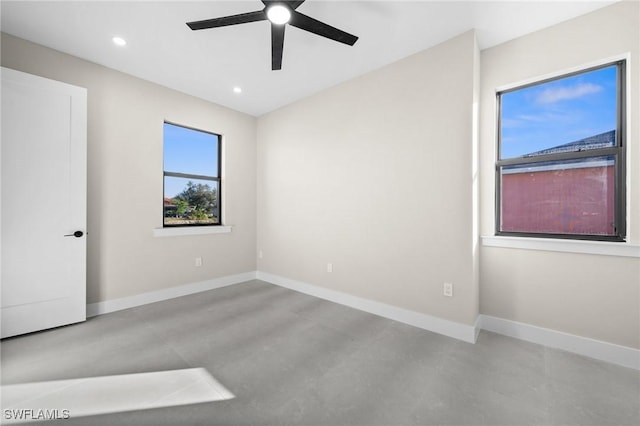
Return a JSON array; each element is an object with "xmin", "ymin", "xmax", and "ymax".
[
  {"xmin": 257, "ymin": 31, "xmax": 480, "ymax": 326},
  {"xmin": 479, "ymin": 1, "xmax": 640, "ymax": 348},
  {"xmin": 1, "ymin": 34, "xmax": 258, "ymax": 303}
]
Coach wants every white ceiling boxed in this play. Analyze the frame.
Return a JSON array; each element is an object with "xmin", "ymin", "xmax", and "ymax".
[{"xmin": 1, "ymin": 0, "xmax": 616, "ymax": 116}]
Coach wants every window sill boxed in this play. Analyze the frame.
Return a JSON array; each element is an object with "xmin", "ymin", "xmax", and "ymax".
[
  {"xmin": 153, "ymin": 226, "xmax": 232, "ymax": 238},
  {"xmin": 481, "ymin": 235, "xmax": 640, "ymax": 258}
]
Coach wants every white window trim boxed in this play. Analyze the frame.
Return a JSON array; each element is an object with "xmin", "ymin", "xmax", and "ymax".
[
  {"xmin": 162, "ymin": 122, "xmax": 224, "ymax": 230},
  {"xmin": 153, "ymin": 226, "xmax": 232, "ymax": 238},
  {"xmin": 493, "ymin": 53, "xmax": 632, "ymax": 244},
  {"xmin": 494, "ymin": 54, "xmax": 630, "ymax": 93},
  {"xmin": 481, "ymin": 235, "xmax": 640, "ymax": 258}
]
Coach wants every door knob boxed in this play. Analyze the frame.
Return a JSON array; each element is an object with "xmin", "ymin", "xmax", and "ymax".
[{"xmin": 64, "ymin": 231, "xmax": 84, "ymax": 238}]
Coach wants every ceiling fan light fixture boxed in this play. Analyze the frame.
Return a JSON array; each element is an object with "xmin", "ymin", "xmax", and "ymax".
[{"xmin": 267, "ymin": 4, "xmax": 291, "ymax": 25}]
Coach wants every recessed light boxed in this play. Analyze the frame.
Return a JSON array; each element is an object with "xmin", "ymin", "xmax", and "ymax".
[
  {"xmin": 112, "ymin": 36, "xmax": 127, "ymax": 46},
  {"xmin": 267, "ymin": 5, "xmax": 291, "ymax": 25},
  {"xmin": 233, "ymin": 87, "xmax": 242, "ymax": 94}
]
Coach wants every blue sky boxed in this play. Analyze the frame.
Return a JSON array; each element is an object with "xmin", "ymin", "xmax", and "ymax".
[
  {"xmin": 163, "ymin": 123, "xmax": 219, "ymax": 198},
  {"xmin": 500, "ymin": 65, "xmax": 617, "ymax": 159}
]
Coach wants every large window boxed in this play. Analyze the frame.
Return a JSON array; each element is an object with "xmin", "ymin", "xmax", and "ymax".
[
  {"xmin": 163, "ymin": 122, "xmax": 221, "ymax": 227},
  {"xmin": 496, "ymin": 61, "xmax": 626, "ymax": 241}
]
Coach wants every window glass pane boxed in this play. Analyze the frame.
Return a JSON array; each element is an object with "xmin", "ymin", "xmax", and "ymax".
[
  {"xmin": 500, "ymin": 65, "xmax": 617, "ymax": 159},
  {"xmin": 164, "ymin": 176, "xmax": 219, "ymax": 226},
  {"xmin": 163, "ymin": 123, "xmax": 219, "ymax": 176},
  {"xmin": 500, "ymin": 156, "xmax": 615, "ymax": 236}
]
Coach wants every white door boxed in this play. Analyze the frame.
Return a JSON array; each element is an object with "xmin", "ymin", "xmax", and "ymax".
[{"xmin": 1, "ymin": 67, "xmax": 87, "ymax": 338}]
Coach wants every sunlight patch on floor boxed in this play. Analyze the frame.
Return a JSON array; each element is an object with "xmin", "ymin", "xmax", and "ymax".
[{"xmin": 1, "ymin": 368, "xmax": 234, "ymax": 423}]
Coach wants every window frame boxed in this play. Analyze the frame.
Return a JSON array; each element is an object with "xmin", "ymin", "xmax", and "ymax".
[
  {"xmin": 495, "ymin": 60, "xmax": 626, "ymax": 242},
  {"xmin": 162, "ymin": 121, "xmax": 223, "ymax": 228}
]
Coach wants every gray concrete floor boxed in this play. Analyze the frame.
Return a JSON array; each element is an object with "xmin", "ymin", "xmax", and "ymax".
[{"xmin": 1, "ymin": 280, "xmax": 639, "ymax": 425}]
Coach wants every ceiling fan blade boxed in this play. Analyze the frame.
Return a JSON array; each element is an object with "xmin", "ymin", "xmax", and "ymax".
[
  {"xmin": 289, "ymin": 11, "xmax": 358, "ymax": 46},
  {"xmin": 187, "ymin": 10, "xmax": 266, "ymax": 30},
  {"xmin": 271, "ymin": 23, "xmax": 286, "ymax": 70}
]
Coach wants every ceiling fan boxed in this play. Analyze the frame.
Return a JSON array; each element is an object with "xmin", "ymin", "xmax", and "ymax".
[{"xmin": 186, "ymin": 0, "xmax": 359, "ymax": 70}]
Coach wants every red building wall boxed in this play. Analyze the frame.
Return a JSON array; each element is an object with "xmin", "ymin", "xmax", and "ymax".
[{"xmin": 501, "ymin": 165, "xmax": 615, "ymax": 235}]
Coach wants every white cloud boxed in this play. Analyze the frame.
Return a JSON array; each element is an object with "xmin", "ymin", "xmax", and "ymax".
[{"xmin": 536, "ymin": 83, "xmax": 602, "ymax": 104}]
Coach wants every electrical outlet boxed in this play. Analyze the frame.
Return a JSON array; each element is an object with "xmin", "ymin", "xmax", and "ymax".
[
  {"xmin": 327, "ymin": 263, "xmax": 333, "ymax": 273},
  {"xmin": 443, "ymin": 282, "xmax": 453, "ymax": 297},
  {"xmin": 258, "ymin": 250, "xmax": 263, "ymax": 259},
  {"xmin": 195, "ymin": 257, "xmax": 203, "ymax": 267}
]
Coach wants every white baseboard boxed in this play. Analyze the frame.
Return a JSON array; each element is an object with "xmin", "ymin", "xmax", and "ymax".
[
  {"xmin": 86, "ymin": 272, "xmax": 257, "ymax": 317},
  {"xmin": 84, "ymin": 271, "xmax": 639, "ymax": 370},
  {"xmin": 256, "ymin": 271, "xmax": 478, "ymax": 344},
  {"xmin": 478, "ymin": 314, "xmax": 640, "ymax": 370}
]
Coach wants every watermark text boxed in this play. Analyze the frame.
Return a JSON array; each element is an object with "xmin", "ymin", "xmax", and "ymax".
[{"xmin": 3, "ymin": 409, "xmax": 70, "ymax": 421}]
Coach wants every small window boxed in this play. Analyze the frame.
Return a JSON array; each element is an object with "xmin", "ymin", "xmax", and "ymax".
[
  {"xmin": 163, "ymin": 122, "xmax": 221, "ymax": 227},
  {"xmin": 496, "ymin": 61, "xmax": 625, "ymax": 241}
]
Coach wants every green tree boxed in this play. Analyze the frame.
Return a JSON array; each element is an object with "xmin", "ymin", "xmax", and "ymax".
[
  {"xmin": 174, "ymin": 199, "xmax": 189, "ymax": 217},
  {"xmin": 175, "ymin": 181, "xmax": 217, "ymax": 218}
]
